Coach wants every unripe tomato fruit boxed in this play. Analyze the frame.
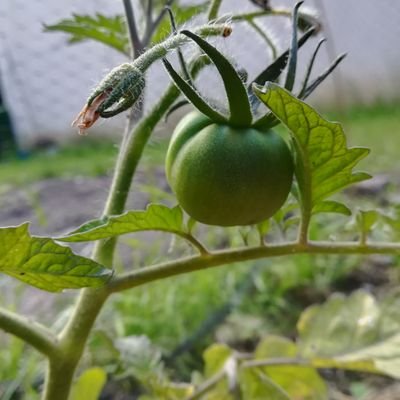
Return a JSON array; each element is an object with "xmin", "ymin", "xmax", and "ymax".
[{"xmin": 166, "ymin": 111, "xmax": 294, "ymax": 226}]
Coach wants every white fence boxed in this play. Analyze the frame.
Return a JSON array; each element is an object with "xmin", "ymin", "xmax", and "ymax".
[{"xmin": 1, "ymin": 0, "xmax": 400, "ymax": 147}]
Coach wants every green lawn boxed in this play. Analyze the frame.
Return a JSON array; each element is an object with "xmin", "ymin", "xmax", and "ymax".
[
  {"xmin": 332, "ymin": 102, "xmax": 400, "ymax": 174},
  {"xmin": 0, "ymin": 138, "xmax": 118, "ymax": 185}
]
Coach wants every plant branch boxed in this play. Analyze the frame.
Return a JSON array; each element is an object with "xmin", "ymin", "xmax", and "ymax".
[
  {"xmin": 0, "ymin": 307, "xmax": 57, "ymax": 358},
  {"xmin": 135, "ymin": 24, "xmax": 226, "ymax": 72},
  {"xmin": 146, "ymin": 0, "xmax": 153, "ymax": 26},
  {"xmin": 248, "ymin": 19, "xmax": 277, "ymax": 59},
  {"xmin": 207, "ymin": 0, "xmax": 223, "ymax": 20},
  {"xmin": 179, "ymin": 233, "xmax": 209, "ymax": 255},
  {"xmin": 231, "ymin": 9, "xmax": 292, "ymax": 21},
  {"xmin": 186, "ymin": 369, "xmax": 226, "ymax": 400},
  {"xmin": 122, "ymin": 0, "xmax": 142, "ymax": 58},
  {"xmin": 144, "ymin": 0, "xmax": 175, "ymax": 45},
  {"xmin": 242, "ymin": 357, "xmax": 310, "ymax": 369},
  {"xmin": 166, "ymin": 6, "xmax": 193, "ymax": 84},
  {"xmin": 298, "ymin": 211, "xmax": 311, "ymax": 245},
  {"xmin": 108, "ymin": 241, "xmax": 400, "ymax": 293},
  {"xmin": 42, "ymin": 287, "xmax": 109, "ymax": 400}
]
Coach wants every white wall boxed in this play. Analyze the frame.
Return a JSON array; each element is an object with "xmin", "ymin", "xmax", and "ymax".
[
  {"xmin": 0, "ymin": 0, "xmax": 127, "ymax": 147},
  {"xmin": 1, "ymin": 0, "xmax": 400, "ymax": 146}
]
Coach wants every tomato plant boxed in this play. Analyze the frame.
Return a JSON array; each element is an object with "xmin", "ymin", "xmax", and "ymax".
[{"xmin": 1, "ymin": 1, "xmax": 400, "ymax": 399}]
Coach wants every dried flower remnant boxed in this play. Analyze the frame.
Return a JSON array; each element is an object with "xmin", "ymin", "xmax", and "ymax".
[
  {"xmin": 72, "ymin": 91, "xmax": 110, "ymax": 135},
  {"xmin": 72, "ymin": 63, "xmax": 145, "ymax": 134},
  {"xmin": 222, "ymin": 25, "xmax": 232, "ymax": 38}
]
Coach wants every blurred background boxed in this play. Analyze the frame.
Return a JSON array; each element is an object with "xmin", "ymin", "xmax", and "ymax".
[
  {"xmin": 1, "ymin": 0, "xmax": 400, "ymax": 148},
  {"xmin": 1, "ymin": 0, "xmax": 400, "ymax": 399}
]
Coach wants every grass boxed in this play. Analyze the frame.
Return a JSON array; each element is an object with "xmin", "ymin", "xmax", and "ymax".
[
  {"xmin": 0, "ymin": 138, "xmax": 118, "ymax": 186},
  {"xmin": 0, "ymin": 136, "xmax": 171, "ymax": 188},
  {"xmin": 330, "ymin": 102, "xmax": 400, "ymax": 174}
]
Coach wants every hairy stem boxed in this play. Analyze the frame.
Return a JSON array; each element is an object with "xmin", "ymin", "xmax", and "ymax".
[
  {"xmin": 179, "ymin": 233, "xmax": 209, "ymax": 255},
  {"xmin": 207, "ymin": 0, "xmax": 223, "ymax": 20},
  {"xmin": 0, "ymin": 308, "xmax": 57, "ymax": 358},
  {"xmin": 248, "ymin": 20, "xmax": 277, "ymax": 59},
  {"xmin": 298, "ymin": 211, "xmax": 311, "ymax": 245},
  {"xmin": 42, "ymin": 28, "xmax": 221, "ymax": 400},
  {"xmin": 242, "ymin": 357, "xmax": 310, "ymax": 369},
  {"xmin": 42, "ymin": 287, "xmax": 109, "ymax": 400},
  {"xmin": 144, "ymin": 0, "xmax": 174, "ymax": 45},
  {"xmin": 122, "ymin": 0, "xmax": 142, "ymax": 58},
  {"xmin": 231, "ymin": 8, "xmax": 293, "ymax": 21},
  {"xmin": 108, "ymin": 241, "xmax": 400, "ymax": 293},
  {"xmin": 134, "ymin": 24, "xmax": 226, "ymax": 72},
  {"xmin": 146, "ymin": 0, "xmax": 153, "ymax": 26},
  {"xmin": 42, "ymin": 358, "xmax": 78, "ymax": 400}
]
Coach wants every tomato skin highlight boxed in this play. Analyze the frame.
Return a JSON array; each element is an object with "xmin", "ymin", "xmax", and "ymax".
[{"xmin": 166, "ymin": 111, "xmax": 294, "ymax": 226}]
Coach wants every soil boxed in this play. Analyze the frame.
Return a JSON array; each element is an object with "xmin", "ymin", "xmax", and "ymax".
[
  {"xmin": 0, "ymin": 174, "xmax": 160, "ymax": 321},
  {"xmin": 0, "ymin": 176, "xmax": 150, "ymax": 236}
]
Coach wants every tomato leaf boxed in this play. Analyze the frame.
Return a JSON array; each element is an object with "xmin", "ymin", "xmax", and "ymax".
[
  {"xmin": 70, "ymin": 367, "xmax": 107, "ymax": 400},
  {"xmin": 312, "ymin": 201, "xmax": 351, "ymax": 216},
  {"xmin": 201, "ymin": 344, "xmax": 233, "ymax": 399},
  {"xmin": 253, "ymin": 83, "xmax": 371, "ymax": 218},
  {"xmin": 298, "ymin": 290, "xmax": 400, "ymax": 378},
  {"xmin": 356, "ymin": 210, "xmax": 379, "ymax": 236},
  {"xmin": 240, "ymin": 369, "xmax": 291, "ymax": 400},
  {"xmin": 254, "ymin": 335, "xmax": 328, "ymax": 400},
  {"xmin": 0, "ymin": 224, "xmax": 111, "ymax": 292},
  {"xmin": 58, "ymin": 204, "xmax": 186, "ymax": 242},
  {"xmin": 181, "ymin": 30, "xmax": 253, "ymax": 127},
  {"xmin": 138, "ymin": 383, "xmax": 193, "ymax": 400},
  {"xmin": 203, "ymin": 343, "xmax": 232, "ymax": 378},
  {"xmin": 44, "ymin": 14, "xmax": 128, "ymax": 54}
]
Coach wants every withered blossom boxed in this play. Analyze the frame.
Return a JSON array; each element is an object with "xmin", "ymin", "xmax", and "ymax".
[
  {"xmin": 72, "ymin": 63, "xmax": 145, "ymax": 134},
  {"xmin": 71, "ymin": 91, "xmax": 110, "ymax": 135}
]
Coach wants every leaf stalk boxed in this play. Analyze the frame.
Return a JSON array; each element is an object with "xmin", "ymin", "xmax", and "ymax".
[
  {"xmin": 107, "ymin": 240, "xmax": 400, "ymax": 294},
  {"xmin": 0, "ymin": 307, "xmax": 58, "ymax": 358}
]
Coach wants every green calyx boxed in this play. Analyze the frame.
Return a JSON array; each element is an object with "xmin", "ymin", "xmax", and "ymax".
[
  {"xmin": 163, "ymin": 30, "xmax": 254, "ymax": 129},
  {"xmin": 181, "ymin": 30, "xmax": 253, "ymax": 127},
  {"xmin": 164, "ymin": 2, "xmax": 345, "ymax": 132},
  {"xmin": 88, "ymin": 63, "xmax": 145, "ymax": 118}
]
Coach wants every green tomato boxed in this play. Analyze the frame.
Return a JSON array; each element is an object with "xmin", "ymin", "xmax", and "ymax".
[{"xmin": 166, "ymin": 111, "xmax": 294, "ymax": 226}]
